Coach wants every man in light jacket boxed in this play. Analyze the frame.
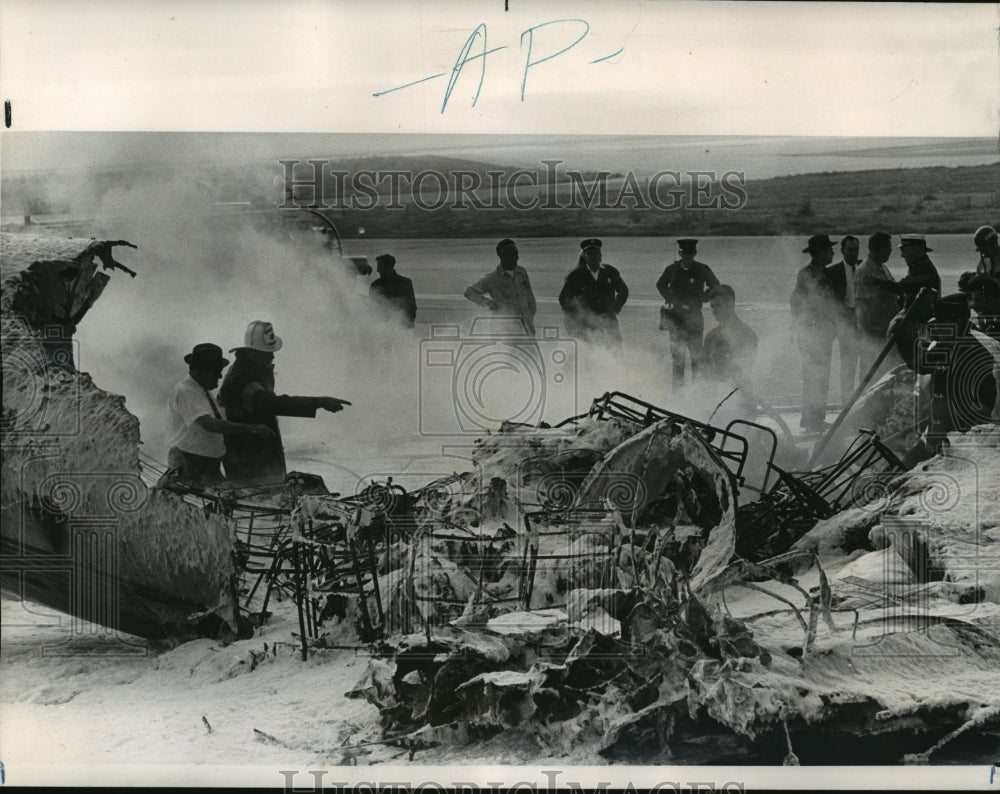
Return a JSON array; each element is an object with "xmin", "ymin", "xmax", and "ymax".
[{"xmin": 464, "ymin": 239, "xmax": 537, "ymax": 336}]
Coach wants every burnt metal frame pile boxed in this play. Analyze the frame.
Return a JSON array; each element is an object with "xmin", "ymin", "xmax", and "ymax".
[
  {"xmin": 230, "ymin": 501, "xmax": 297, "ymax": 616},
  {"xmin": 216, "ymin": 477, "xmax": 475, "ymax": 659},
  {"xmin": 563, "ymin": 391, "xmax": 756, "ymax": 486},
  {"xmin": 521, "ymin": 504, "xmax": 620, "ymax": 610},
  {"xmin": 559, "ymin": 391, "xmax": 905, "ymax": 562},
  {"xmin": 408, "ymin": 523, "xmax": 527, "ymax": 628},
  {"xmin": 789, "ymin": 429, "xmax": 904, "ymax": 514},
  {"xmin": 292, "ymin": 516, "xmax": 389, "ymax": 652},
  {"xmin": 735, "ymin": 429, "xmax": 905, "ymax": 560},
  {"xmin": 148, "ymin": 393, "xmax": 905, "ymax": 657},
  {"xmin": 282, "ymin": 479, "xmax": 437, "ymax": 656},
  {"xmin": 145, "ymin": 477, "xmax": 302, "ymax": 626},
  {"xmin": 407, "ymin": 504, "xmax": 620, "ymax": 627},
  {"xmin": 149, "ymin": 477, "xmax": 394, "ymax": 657},
  {"xmin": 264, "ymin": 478, "xmax": 459, "ymax": 658}
]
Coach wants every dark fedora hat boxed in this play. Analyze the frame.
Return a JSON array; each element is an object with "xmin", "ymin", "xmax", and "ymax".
[
  {"xmin": 184, "ymin": 343, "xmax": 229, "ymax": 370},
  {"xmin": 580, "ymin": 238, "xmax": 603, "ymax": 251},
  {"xmin": 802, "ymin": 234, "xmax": 837, "ymax": 253},
  {"xmin": 375, "ymin": 253, "xmax": 396, "ymax": 266},
  {"xmin": 677, "ymin": 238, "xmax": 698, "ymax": 252}
]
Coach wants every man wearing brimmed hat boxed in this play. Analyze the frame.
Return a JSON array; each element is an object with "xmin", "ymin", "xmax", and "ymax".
[
  {"xmin": 219, "ymin": 321, "xmax": 352, "ymax": 485},
  {"xmin": 464, "ymin": 239, "xmax": 537, "ymax": 336},
  {"xmin": 655, "ymin": 238, "xmax": 720, "ymax": 388},
  {"xmin": 887, "ymin": 286, "xmax": 936, "ymax": 371},
  {"xmin": 558, "ymin": 238, "xmax": 629, "ymax": 345},
  {"xmin": 164, "ymin": 343, "xmax": 274, "ymax": 488},
  {"xmin": 872, "ymin": 235, "xmax": 941, "ymax": 305},
  {"xmin": 370, "ymin": 253, "xmax": 417, "ymax": 328},
  {"xmin": 790, "ymin": 234, "xmax": 838, "ymax": 432}
]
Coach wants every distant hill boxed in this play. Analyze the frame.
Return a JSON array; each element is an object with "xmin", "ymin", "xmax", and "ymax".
[
  {"xmin": 3, "ymin": 153, "xmax": 997, "ymax": 238},
  {"xmin": 269, "ymin": 159, "xmax": 1000, "ymax": 238}
]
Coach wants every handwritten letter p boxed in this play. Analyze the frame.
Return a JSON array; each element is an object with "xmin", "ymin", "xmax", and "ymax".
[{"xmin": 520, "ymin": 19, "xmax": 590, "ymax": 101}]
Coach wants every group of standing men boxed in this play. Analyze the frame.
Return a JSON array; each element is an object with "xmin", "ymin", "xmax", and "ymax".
[
  {"xmin": 463, "ymin": 236, "xmax": 754, "ymax": 388},
  {"xmin": 164, "ymin": 225, "xmax": 999, "ymax": 489},
  {"xmin": 792, "ymin": 225, "xmax": 1000, "ymax": 435},
  {"xmin": 792, "ymin": 230, "xmax": 947, "ymax": 432},
  {"xmin": 463, "ymin": 237, "xmax": 632, "ymax": 344},
  {"xmin": 460, "ymin": 228, "xmax": 998, "ymax": 439},
  {"xmin": 350, "ymin": 225, "xmax": 1000, "ymax": 449}
]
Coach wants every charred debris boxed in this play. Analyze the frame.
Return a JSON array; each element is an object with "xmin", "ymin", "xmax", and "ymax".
[
  {"xmin": 182, "ymin": 392, "xmax": 1000, "ymax": 764},
  {"xmin": 3, "ymin": 235, "xmax": 995, "ymax": 761}
]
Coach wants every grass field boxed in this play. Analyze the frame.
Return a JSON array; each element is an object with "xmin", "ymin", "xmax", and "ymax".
[
  {"xmin": 4, "ymin": 158, "xmax": 998, "ymax": 239},
  {"xmin": 273, "ymin": 160, "xmax": 1000, "ymax": 238}
]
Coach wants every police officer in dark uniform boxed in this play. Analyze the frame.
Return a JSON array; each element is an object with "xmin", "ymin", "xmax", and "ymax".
[
  {"xmin": 873, "ymin": 235, "xmax": 941, "ymax": 308},
  {"xmin": 656, "ymin": 239, "xmax": 720, "ymax": 388},
  {"xmin": 558, "ymin": 239, "xmax": 629, "ymax": 345},
  {"xmin": 369, "ymin": 253, "xmax": 417, "ymax": 328}
]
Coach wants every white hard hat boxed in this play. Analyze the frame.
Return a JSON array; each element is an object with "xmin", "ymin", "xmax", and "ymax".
[{"xmin": 230, "ymin": 320, "xmax": 283, "ymax": 353}]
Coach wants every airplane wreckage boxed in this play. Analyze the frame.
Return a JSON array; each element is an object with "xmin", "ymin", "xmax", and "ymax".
[{"xmin": 1, "ymin": 235, "xmax": 998, "ymax": 764}]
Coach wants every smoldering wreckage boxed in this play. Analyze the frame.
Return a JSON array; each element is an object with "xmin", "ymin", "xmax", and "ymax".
[{"xmin": 2, "ymin": 236, "xmax": 999, "ymax": 765}]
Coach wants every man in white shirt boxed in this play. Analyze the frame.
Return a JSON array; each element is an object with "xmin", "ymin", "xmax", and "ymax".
[
  {"xmin": 854, "ymin": 232, "xmax": 900, "ymax": 375},
  {"xmin": 165, "ymin": 343, "xmax": 273, "ymax": 487},
  {"xmin": 824, "ymin": 234, "xmax": 862, "ymax": 403},
  {"xmin": 464, "ymin": 238, "xmax": 537, "ymax": 336}
]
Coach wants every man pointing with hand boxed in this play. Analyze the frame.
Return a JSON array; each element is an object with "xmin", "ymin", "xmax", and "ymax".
[{"xmin": 219, "ymin": 321, "xmax": 351, "ymax": 485}]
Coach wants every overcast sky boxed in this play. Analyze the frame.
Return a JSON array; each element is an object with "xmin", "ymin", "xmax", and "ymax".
[{"xmin": 1, "ymin": 1, "xmax": 997, "ymax": 137}]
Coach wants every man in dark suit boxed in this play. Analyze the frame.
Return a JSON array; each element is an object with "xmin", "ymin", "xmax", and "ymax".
[
  {"xmin": 370, "ymin": 253, "xmax": 417, "ymax": 328},
  {"xmin": 966, "ymin": 274, "xmax": 1000, "ymax": 339},
  {"xmin": 824, "ymin": 234, "xmax": 862, "ymax": 403},
  {"xmin": 873, "ymin": 235, "xmax": 941, "ymax": 305},
  {"xmin": 790, "ymin": 234, "xmax": 838, "ymax": 432},
  {"xmin": 702, "ymin": 284, "xmax": 758, "ymax": 388},
  {"xmin": 558, "ymin": 238, "xmax": 629, "ymax": 345}
]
